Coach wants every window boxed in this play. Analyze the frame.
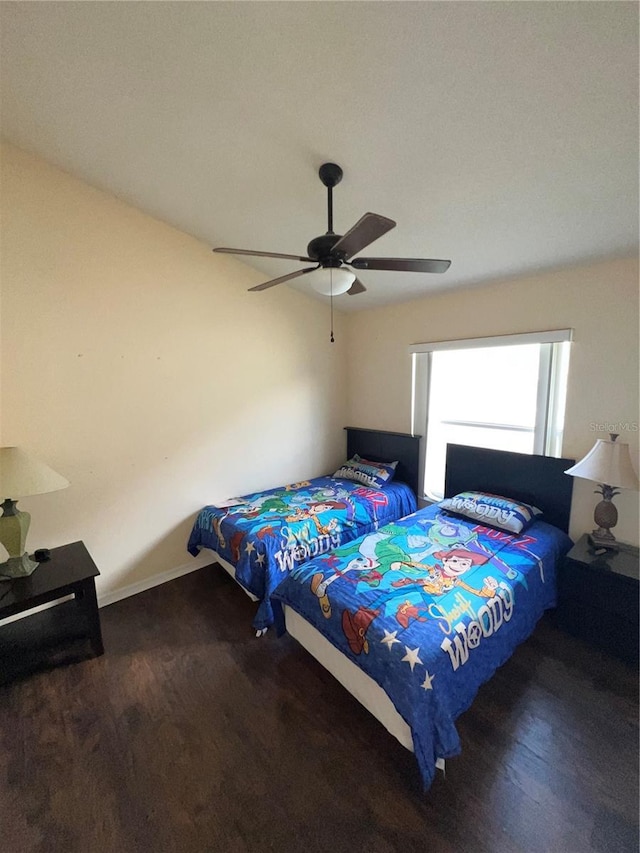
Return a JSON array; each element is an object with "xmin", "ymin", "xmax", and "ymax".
[{"xmin": 410, "ymin": 331, "xmax": 572, "ymax": 500}]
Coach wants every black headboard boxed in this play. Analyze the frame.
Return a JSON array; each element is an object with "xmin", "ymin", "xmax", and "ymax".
[
  {"xmin": 344, "ymin": 427, "xmax": 421, "ymax": 496},
  {"xmin": 444, "ymin": 444, "xmax": 575, "ymax": 533}
]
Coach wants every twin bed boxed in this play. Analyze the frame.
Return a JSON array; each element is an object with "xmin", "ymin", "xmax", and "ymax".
[
  {"xmin": 187, "ymin": 430, "xmax": 575, "ymax": 789},
  {"xmin": 187, "ymin": 427, "xmax": 420, "ymax": 632}
]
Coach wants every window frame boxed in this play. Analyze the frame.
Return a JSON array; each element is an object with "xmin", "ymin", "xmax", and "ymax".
[{"xmin": 410, "ymin": 329, "xmax": 573, "ymax": 501}]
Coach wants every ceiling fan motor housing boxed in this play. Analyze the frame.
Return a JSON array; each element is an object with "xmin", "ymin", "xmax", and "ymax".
[{"xmin": 306, "ymin": 233, "xmax": 346, "ymax": 265}]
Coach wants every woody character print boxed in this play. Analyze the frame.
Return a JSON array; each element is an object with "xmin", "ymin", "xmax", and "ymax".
[
  {"xmin": 341, "ymin": 547, "xmax": 500, "ymax": 655},
  {"xmin": 286, "ymin": 500, "xmax": 347, "ymax": 537},
  {"xmin": 396, "ymin": 548, "xmax": 498, "ymax": 598}
]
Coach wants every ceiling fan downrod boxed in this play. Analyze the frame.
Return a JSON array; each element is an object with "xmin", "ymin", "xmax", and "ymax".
[{"xmin": 318, "ymin": 162, "xmax": 343, "ymax": 235}]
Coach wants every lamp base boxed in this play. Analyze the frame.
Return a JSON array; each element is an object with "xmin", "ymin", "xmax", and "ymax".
[
  {"xmin": 588, "ymin": 532, "xmax": 619, "ymax": 552},
  {"xmin": 0, "ymin": 551, "xmax": 40, "ymax": 577},
  {"xmin": 0, "ymin": 500, "xmax": 39, "ymax": 577}
]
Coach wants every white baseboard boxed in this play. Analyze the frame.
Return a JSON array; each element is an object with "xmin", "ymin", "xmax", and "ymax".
[
  {"xmin": 98, "ymin": 551, "xmax": 213, "ymax": 608},
  {"xmin": 0, "ymin": 552, "xmax": 213, "ymax": 626}
]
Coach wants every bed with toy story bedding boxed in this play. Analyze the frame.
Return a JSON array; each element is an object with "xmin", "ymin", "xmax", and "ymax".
[
  {"xmin": 187, "ymin": 428, "xmax": 420, "ymax": 633},
  {"xmin": 271, "ymin": 444, "xmax": 575, "ymax": 790}
]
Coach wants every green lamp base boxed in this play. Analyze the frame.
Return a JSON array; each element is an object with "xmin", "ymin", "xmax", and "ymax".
[
  {"xmin": 0, "ymin": 499, "xmax": 40, "ymax": 578},
  {"xmin": 0, "ymin": 551, "xmax": 39, "ymax": 578}
]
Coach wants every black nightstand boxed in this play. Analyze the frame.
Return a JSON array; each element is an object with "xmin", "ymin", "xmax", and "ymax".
[
  {"xmin": 556, "ymin": 534, "xmax": 639, "ymax": 665},
  {"xmin": 0, "ymin": 541, "xmax": 104, "ymax": 684}
]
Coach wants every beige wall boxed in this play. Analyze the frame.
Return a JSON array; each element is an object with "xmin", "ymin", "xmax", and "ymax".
[
  {"xmin": 0, "ymin": 144, "xmax": 348, "ymax": 596},
  {"xmin": 346, "ymin": 258, "xmax": 640, "ymax": 545}
]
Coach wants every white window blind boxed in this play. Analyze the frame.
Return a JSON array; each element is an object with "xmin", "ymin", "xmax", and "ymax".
[{"xmin": 410, "ymin": 330, "xmax": 572, "ymax": 500}]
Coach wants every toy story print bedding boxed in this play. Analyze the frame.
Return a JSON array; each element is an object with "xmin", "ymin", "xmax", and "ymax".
[
  {"xmin": 271, "ymin": 503, "xmax": 572, "ymax": 789},
  {"xmin": 187, "ymin": 476, "xmax": 416, "ymax": 630}
]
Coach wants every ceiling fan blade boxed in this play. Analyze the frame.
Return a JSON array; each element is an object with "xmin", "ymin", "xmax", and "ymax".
[
  {"xmin": 347, "ymin": 277, "xmax": 367, "ymax": 296},
  {"xmin": 214, "ymin": 247, "xmax": 313, "ymax": 262},
  {"xmin": 330, "ymin": 213, "xmax": 396, "ymax": 260},
  {"xmin": 248, "ymin": 266, "xmax": 318, "ymax": 292},
  {"xmin": 350, "ymin": 257, "xmax": 451, "ymax": 273}
]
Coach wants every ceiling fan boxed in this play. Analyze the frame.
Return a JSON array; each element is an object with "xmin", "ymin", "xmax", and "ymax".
[{"xmin": 213, "ymin": 163, "xmax": 451, "ymax": 297}]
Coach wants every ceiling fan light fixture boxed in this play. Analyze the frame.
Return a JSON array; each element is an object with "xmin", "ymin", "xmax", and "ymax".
[{"xmin": 309, "ymin": 267, "xmax": 355, "ymax": 296}]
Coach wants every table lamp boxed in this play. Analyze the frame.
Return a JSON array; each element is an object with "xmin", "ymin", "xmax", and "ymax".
[
  {"xmin": 565, "ymin": 433, "xmax": 639, "ymax": 549},
  {"xmin": 0, "ymin": 447, "xmax": 69, "ymax": 578}
]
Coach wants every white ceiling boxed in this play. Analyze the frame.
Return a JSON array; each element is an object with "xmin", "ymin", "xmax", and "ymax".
[{"xmin": 1, "ymin": 1, "xmax": 637, "ymax": 311}]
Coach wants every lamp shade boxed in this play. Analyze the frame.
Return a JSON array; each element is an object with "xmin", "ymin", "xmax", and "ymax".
[
  {"xmin": 565, "ymin": 437, "xmax": 640, "ymax": 490},
  {"xmin": 309, "ymin": 267, "xmax": 355, "ymax": 296},
  {"xmin": 0, "ymin": 447, "xmax": 69, "ymax": 499}
]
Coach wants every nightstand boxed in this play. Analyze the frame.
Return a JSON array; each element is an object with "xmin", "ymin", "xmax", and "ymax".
[
  {"xmin": 0, "ymin": 541, "xmax": 103, "ymax": 683},
  {"xmin": 556, "ymin": 534, "xmax": 639, "ymax": 665}
]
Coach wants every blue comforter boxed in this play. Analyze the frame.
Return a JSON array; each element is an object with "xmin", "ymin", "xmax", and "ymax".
[
  {"xmin": 271, "ymin": 503, "xmax": 572, "ymax": 788},
  {"xmin": 187, "ymin": 476, "xmax": 416, "ymax": 629}
]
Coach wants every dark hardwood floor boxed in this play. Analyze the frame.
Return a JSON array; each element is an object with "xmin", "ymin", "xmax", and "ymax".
[{"xmin": 1, "ymin": 565, "xmax": 637, "ymax": 853}]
